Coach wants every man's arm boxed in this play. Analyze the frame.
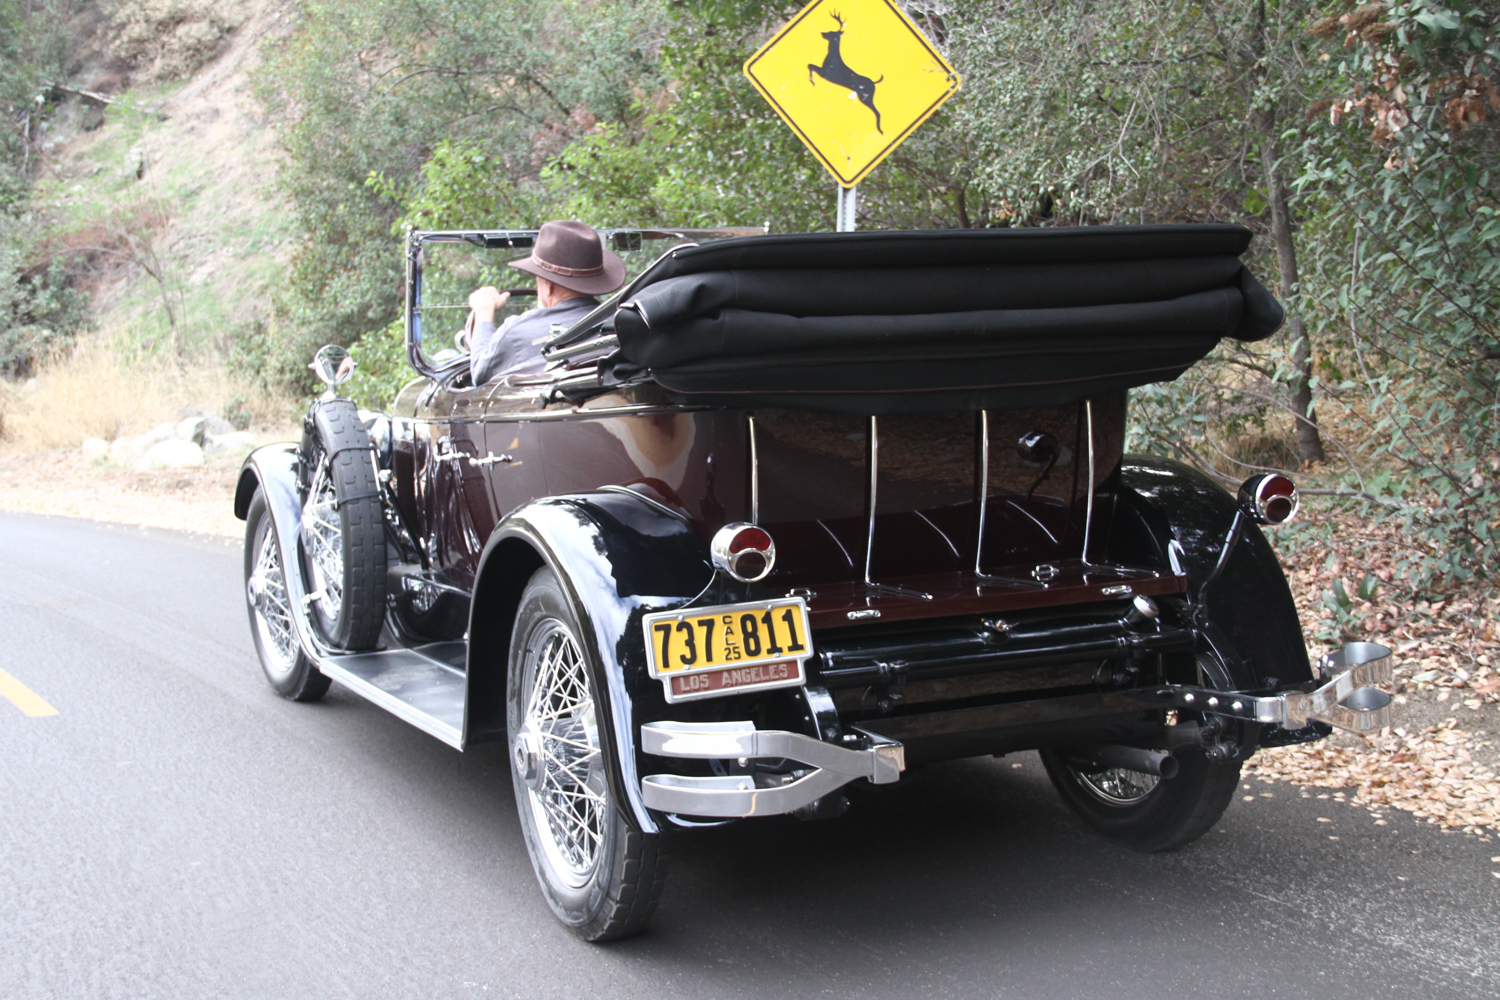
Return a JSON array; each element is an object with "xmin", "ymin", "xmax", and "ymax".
[{"xmin": 468, "ymin": 286, "xmax": 511, "ymax": 384}]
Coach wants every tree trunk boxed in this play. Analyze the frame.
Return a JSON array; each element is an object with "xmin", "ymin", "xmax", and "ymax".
[
  {"xmin": 1207, "ymin": 0, "xmax": 1327, "ymax": 466},
  {"xmin": 1258, "ymin": 130, "xmax": 1326, "ymax": 465}
]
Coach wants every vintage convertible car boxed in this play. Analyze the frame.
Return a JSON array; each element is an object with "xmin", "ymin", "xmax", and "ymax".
[{"xmin": 235, "ymin": 224, "xmax": 1393, "ymax": 941}]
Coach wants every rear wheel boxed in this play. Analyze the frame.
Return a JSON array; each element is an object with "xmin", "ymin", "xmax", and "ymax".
[
  {"xmin": 299, "ymin": 400, "xmax": 386, "ymax": 650},
  {"xmin": 244, "ymin": 490, "xmax": 330, "ymax": 701},
  {"xmin": 1039, "ymin": 742, "xmax": 1241, "ymax": 852},
  {"xmin": 507, "ymin": 567, "xmax": 668, "ymax": 941}
]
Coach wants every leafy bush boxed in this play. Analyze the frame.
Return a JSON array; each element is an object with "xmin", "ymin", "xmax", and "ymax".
[
  {"xmin": 1, "ymin": 2, "xmax": 89, "ymax": 376},
  {"xmin": 0, "ymin": 215, "xmax": 93, "ymax": 377},
  {"xmin": 344, "ymin": 319, "xmax": 415, "ymax": 411},
  {"xmin": 1290, "ymin": 1, "xmax": 1499, "ymax": 585},
  {"xmin": 255, "ymin": 0, "xmax": 672, "ymax": 392}
]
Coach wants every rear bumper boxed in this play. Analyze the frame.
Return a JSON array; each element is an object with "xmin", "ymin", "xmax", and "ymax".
[
  {"xmin": 639, "ymin": 721, "xmax": 904, "ymax": 818},
  {"xmin": 638, "ymin": 642, "xmax": 1393, "ymax": 819},
  {"xmin": 1132, "ymin": 641, "xmax": 1394, "ymax": 734}
]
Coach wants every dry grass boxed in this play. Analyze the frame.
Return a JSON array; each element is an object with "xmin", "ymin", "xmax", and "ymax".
[{"xmin": 0, "ymin": 338, "xmax": 292, "ymax": 455}]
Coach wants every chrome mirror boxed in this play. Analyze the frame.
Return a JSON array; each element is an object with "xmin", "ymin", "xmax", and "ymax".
[{"xmin": 310, "ymin": 345, "xmax": 355, "ymax": 387}]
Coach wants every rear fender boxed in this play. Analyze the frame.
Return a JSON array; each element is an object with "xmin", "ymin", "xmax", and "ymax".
[
  {"xmin": 465, "ymin": 492, "xmax": 715, "ymax": 834},
  {"xmin": 1108, "ymin": 456, "xmax": 1312, "ymax": 689}
]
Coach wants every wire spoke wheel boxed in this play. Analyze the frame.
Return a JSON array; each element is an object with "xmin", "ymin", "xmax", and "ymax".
[
  {"xmin": 248, "ymin": 512, "xmax": 299, "ymax": 681},
  {"xmin": 301, "ymin": 460, "xmax": 346, "ymax": 633},
  {"xmin": 1069, "ymin": 766, "xmax": 1161, "ymax": 806},
  {"xmin": 242, "ymin": 490, "xmax": 329, "ymax": 702},
  {"xmin": 507, "ymin": 567, "xmax": 667, "ymax": 941},
  {"xmin": 518, "ymin": 620, "xmax": 605, "ymax": 887},
  {"xmin": 1040, "ymin": 725, "xmax": 1242, "ymax": 853}
]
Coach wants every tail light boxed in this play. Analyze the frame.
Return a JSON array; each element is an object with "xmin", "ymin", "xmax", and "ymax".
[
  {"xmin": 711, "ymin": 523, "xmax": 776, "ymax": 582},
  {"xmin": 1238, "ymin": 473, "xmax": 1300, "ymax": 525}
]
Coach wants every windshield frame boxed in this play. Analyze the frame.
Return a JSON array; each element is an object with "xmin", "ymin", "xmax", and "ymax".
[{"xmin": 402, "ymin": 227, "xmax": 766, "ymax": 382}]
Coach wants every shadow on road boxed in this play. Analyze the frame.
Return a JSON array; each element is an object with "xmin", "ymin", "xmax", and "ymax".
[{"xmin": 432, "ymin": 733, "xmax": 1497, "ymax": 999}]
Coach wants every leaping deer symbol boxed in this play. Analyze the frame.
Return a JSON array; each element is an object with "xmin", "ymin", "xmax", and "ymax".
[{"xmin": 808, "ymin": 11, "xmax": 884, "ymax": 134}]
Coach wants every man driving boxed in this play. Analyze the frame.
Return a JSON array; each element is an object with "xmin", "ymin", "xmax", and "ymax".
[{"xmin": 467, "ymin": 220, "xmax": 626, "ymax": 384}]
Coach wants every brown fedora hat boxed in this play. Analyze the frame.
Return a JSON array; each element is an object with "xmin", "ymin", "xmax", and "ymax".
[{"xmin": 508, "ymin": 220, "xmax": 626, "ymax": 296}]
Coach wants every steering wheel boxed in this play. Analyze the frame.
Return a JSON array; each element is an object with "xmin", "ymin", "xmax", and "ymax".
[{"xmin": 456, "ymin": 311, "xmax": 474, "ymax": 353}]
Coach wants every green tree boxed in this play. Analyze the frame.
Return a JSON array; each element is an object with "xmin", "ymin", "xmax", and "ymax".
[
  {"xmin": 1, "ymin": 2, "xmax": 88, "ymax": 378},
  {"xmin": 947, "ymin": 0, "xmax": 1328, "ymax": 463},
  {"xmin": 1293, "ymin": 1, "xmax": 1499, "ymax": 582},
  {"xmin": 257, "ymin": 0, "xmax": 668, "ymax": 387}
]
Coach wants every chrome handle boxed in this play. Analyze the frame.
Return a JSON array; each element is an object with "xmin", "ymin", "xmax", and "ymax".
[{"xmin": 469, "ymin": 453, "xmax": 513, "ymax": 467}]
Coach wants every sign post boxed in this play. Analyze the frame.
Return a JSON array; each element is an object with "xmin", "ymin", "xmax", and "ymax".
[
  {"xmin": 744, "ymin": 0, "xmax": 960, "ymax": 231},
  {"xmin": 836, "ymin": 184, "xmax": 858, "ymax": 232}
]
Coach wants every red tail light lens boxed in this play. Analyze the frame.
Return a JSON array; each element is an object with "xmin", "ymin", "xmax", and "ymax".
[
  {"xmin": 728, "ymin": 527, "xmax": 772, "ymax": 553},
  {"xmin": 711, "ymin": 523, "xmax": 776, "ymax": 582},
  {"xmin": 1238, "ymin": 473, "xmax": 1300, "ymax": 525}
]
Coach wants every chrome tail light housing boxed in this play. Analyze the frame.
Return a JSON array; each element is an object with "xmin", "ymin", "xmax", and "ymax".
[
  {"xmin": 1238, "ymin": 473, "xmax": 1300, "ymax": 525},
  {"xmin": 711, "ymin": 523, "xmax": 776, "ymax": 582}
]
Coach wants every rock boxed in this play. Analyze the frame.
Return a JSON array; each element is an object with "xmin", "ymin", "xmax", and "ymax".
[
  {"xmin": 140, "ymin": 422, "xmax": 176, "ymax": 447},
  {"xmin": 108, "ymin": 436, "xmax": 147, "ymax": 466},
  {"xmin": 175, "ymin": 406, "xmax": 205, "ymax": 419},
  {"xmin": 22, "ymin": 377, "xmax": 43, "ymax": 393},
  {"xmin": 141, "ymin": 439, "xmax": 205, "ymax": 469},
  {"xmin": 204, "ymin": 415, "xmax": 236, "ymax": 436},
  {"xmin": 175, "ymin": 416, "xmax": 206, "ymax": 445},
  {"xmin": 204, "ymin": 431, "xmax": 256, "ymax": 457},
  {"xmin": 81, "ymin": 438, "xmax": 110, "ymax": 464}
]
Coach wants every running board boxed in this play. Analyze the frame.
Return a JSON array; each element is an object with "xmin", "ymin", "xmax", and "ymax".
[{"xmin": 316, "ymin": 642, "xmax": 467, "ymax": 749}]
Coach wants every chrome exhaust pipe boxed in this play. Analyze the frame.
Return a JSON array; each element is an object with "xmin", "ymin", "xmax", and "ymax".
[{"xmin": 1075, "ymin": 743, "xmax": 1179, "ymax": 779}]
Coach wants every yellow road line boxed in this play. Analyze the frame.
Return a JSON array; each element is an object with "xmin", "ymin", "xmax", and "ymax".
[{"xmin": 0, "ymin": 668, "xmax": 58, "ymax": 717}]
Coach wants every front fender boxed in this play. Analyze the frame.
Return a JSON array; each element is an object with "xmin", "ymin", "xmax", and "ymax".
[
  {"xmin": 466, "ymin": 492, "xmax": 715, "ymax": 834},
  {"xmin": 1108, "ymin": 456, "xmax": 1313, "ymax": 689},
  {"xmin": 235, "ymin": 444, "xmax": 325, "ymax": 664}
]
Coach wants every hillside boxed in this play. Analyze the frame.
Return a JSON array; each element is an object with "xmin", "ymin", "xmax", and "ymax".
[{"xmin": 1, "ymin": 0, "xmax": 298, "ymax": 454}]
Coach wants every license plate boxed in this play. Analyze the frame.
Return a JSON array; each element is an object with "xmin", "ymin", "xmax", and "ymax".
[{"xmin": 643, "ymin": 598, "xmax": 812, "ymax": 703}]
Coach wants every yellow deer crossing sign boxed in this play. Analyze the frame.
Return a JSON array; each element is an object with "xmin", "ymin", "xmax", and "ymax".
[{"xmin": 744, "ymin": 0, "xmax": 960, "ymax": 188}]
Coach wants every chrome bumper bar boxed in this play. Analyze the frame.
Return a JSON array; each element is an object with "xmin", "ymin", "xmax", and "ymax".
[
  {"xmin": 639, "ymin": 721, "xmax": 905, "ymax": 818},
  {"xmin": 1133, "ymin": 641, "xmax": 1394, "ymax": 733}
]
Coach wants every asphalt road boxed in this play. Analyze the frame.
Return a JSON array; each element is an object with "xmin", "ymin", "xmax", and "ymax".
[{"xmin": 2, "ymin": 511, "xmax": 1499, "ymax": 1000}]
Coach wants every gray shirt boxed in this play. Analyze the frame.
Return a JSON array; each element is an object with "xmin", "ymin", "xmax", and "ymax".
[{"xmin": 469, "ymin": 297, "xmax": 599, "ymax": 384}]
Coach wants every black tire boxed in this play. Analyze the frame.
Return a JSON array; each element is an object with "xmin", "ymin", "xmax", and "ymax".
[
  {"xmin": 1039, "ymin": 743, "xmax": 1241, "ymax": 852},
  {"xmin": 300, "ymin": 400, "xmax": 386, "ymax": 651},
  {"xmin": 244, "ymin": 489, "xmax": 331, "ymax": 701},
  {"xmin": 507, "ymin": 567, "xmax": 668, "ymax": 941}
]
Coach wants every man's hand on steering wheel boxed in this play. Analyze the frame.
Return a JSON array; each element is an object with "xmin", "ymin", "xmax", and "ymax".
[{"xmin": 468, "ymin": 286, "xmax": 511, "ymax": 324}]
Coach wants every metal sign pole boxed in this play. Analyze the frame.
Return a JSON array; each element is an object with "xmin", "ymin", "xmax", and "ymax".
[{"xmin": 836, "ymin": 184, "xmax": 858, "ymax": 232}]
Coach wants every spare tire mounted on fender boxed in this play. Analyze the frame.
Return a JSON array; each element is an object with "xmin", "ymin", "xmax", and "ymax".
[{"xmin": 299, "ymin": 399, "xmax": 387, "ymax": 651}]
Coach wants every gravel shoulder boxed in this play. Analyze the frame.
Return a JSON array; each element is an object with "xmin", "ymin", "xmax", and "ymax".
[
  {"xmin": 0, "ymin": 446, "xmax": 259, "ymax": 540},
  {"xmin": 4, "ymin": 445, "xmax": 1496, "ymax": 841}
]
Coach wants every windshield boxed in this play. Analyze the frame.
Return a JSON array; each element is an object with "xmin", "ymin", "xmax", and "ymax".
[{"xmin": 404, "ymin": 227, "xmax": 765, "ymax": 377}]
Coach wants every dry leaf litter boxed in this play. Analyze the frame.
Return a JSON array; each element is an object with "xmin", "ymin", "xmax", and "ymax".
[{"xmin": 1248, "ymin": 507, "xmax": 1500, "ymax": 838}]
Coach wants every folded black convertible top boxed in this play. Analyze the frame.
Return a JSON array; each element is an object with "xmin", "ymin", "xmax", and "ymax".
[{"xmin": 599, "ymin": 225, "xmax": 1282, "ymax": 414}]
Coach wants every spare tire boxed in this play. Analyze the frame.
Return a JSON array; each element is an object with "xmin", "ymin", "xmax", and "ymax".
[{"xmin": 299, "ymin": 399, "xmax": 387, "ymax": 650}]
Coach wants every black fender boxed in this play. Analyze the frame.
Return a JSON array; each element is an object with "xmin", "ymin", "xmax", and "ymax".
[
  {"xmin": 234, "ymin": 445, "xmax": 287, "ymax": 521},
  {"xmin": 233, "ymin": 444, "xmax": 329, "ymax": 664},
  {"xmin": 1107, "ymin": 456, "xmax": 1312, "ymax": 690},
  {"xmin": 465, "ymin": 491, "xmax": 715, "ymax": 834}
]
